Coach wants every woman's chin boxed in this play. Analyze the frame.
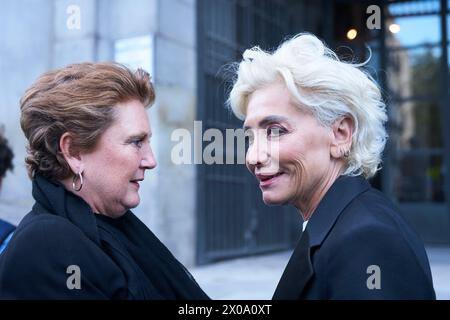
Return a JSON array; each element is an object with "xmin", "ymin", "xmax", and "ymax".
[
  {"xmin": 124, "ymin": 195, "xmax": 140, "ymax": 209},
  {"xmin": 262, "ymin": 193, "xmax": 287, "ymax": 206}
]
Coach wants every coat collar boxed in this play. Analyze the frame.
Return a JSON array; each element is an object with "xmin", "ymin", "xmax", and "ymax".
[
  {"xmin": 306, "ymin": 174, "xmax": 370, "ymax": 247},
  {"xmin": 273, "ymin": 175, "xmax": 371, "ymax": 300}
]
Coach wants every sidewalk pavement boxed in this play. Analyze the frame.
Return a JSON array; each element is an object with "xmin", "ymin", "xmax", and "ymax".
[{"xmin": 190, "ymin": 246, "xmax": 450, "ymax": 300}]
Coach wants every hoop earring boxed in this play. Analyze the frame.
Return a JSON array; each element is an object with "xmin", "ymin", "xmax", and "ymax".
[{"xmin": 72, "ymin": 172, "xmax": 83, "ymax": 192}]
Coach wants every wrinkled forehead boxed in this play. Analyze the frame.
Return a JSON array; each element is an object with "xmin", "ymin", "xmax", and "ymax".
[{"xmin": 243, "ymin": 84, "xmax": 310, "ymax": 129}]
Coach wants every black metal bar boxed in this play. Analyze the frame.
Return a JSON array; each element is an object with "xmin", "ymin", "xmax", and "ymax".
[
  {"xmin": 391, "ymin": 96, "xmax": 441, "ymax": 103},
  {"xmin": 196, "ymin": 0, "xmax": 207, "ymax": 265},
  {"xmin": 438, "ymin": 0, "xmax": 450, "ymax": 241},
  {"xmin": 322, "ymin": 0, "xmax": 335, "ymax": 47},
  {"xmin": 387, "ymin": 42, "xmax": 442, "ymax": 51},
  {"xmin": 379, "ymin": 0, "xmax": 395, "ymax": 200}
]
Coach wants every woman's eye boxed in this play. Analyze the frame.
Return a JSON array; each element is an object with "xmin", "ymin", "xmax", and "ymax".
[
  {"xmin": 267, "ymin": 126, "xmax": 285, "ymax": 138},
  {"xmin": 132, "ymin": 140, "xmax": 144, "ymax": 148},
  {"xmin": 245, "ymin": 132, "xmax": 254, "ymax": 147}
]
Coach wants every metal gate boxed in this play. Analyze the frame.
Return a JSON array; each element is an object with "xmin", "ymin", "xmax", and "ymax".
[
  {"xmin": 381, "ymin": 0, "xmax": 450, "ymax": 243},
  {"xmin": 321, "ymin": 0, "xmax": 450, "ymax": 244},
  {"xmin": 196, "ymin": 0, "xmax": 300, "ymax": 264}
]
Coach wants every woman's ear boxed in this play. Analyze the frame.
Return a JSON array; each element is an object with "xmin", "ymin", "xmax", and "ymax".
[
  {"xmin": 330, "ymin": 116, "xmax": 353, "ymax": 159},
  {"xmin": 59, "ymin": 132, "xmax": 83, "ymax": 174}
]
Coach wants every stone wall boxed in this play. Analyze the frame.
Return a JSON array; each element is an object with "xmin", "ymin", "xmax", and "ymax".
[{"xmin": 0, "ymin": 0, "xmax": 198, "ymax": 266}]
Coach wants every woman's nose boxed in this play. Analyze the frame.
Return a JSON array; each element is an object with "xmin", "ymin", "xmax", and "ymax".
[
  {"xmin": 246, "ymin": 137, "xmax": 269, "ymax": 167},
  {"xmin": 141, "ymin": 144, "xmax": 157, "ymax": 169}
]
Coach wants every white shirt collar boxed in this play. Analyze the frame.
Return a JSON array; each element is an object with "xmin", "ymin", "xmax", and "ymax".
[{"xmin": 302, "ymin": 220, "xmax": 309, "ymax": 232}]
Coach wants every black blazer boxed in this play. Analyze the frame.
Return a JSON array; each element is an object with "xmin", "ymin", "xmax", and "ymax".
[
  {"xmin": 0, "ymin": 175, "xmax": 208, "ymax": 299},
  {"xmin": 273, "ymin": 175, "xmax": 436, "ymax": 300}
]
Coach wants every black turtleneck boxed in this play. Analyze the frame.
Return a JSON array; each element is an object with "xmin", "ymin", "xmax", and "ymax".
[{"xmin": 0, "ymin": 174, "xmax": 209, "ymax": 300}]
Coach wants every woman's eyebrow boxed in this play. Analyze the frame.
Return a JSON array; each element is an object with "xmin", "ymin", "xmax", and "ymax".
[
  {"xmin": 127, "ymin": 132, "xmax": 150, "ymax": 140},
  {"xmin": 243, "ymin": 115, "xmax": 289, "ymax": 131}
]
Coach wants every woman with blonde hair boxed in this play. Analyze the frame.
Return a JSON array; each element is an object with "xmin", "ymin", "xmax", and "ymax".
[{"xmin": 228, "ymin": 34, "xmax": 435, "ymax": 299}]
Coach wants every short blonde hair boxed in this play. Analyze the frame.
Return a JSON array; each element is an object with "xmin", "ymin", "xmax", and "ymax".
[
  {"xmin": 228, "ymin": 33, "xmax": 388, "ymax": 178},
  {"xmin": 20, "ymin": 62, "xmax": 155, "ymax": 180}
]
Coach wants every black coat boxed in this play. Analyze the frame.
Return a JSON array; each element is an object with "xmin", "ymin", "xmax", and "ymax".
[
  {"xmin": 0, "ymin": 175, "xmax": 209, "ymax": 300},
  {"xmin": 273, "ymin": 175, "xmax": 436, "ymax": 300}
]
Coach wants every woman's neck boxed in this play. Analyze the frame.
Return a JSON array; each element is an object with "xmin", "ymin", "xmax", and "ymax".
[{"xmin": 296, "ymin": 163, "xmax": 344, "ymax": 221}]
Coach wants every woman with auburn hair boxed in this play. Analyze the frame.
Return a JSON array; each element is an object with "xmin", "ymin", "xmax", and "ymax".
[
  {"xmin": 228, "ymin": 34, "xmax": 435, "ymax": 299},
  {"xmin": 0, "ymin": 62, "xmax": 208, "ymax": 300}
]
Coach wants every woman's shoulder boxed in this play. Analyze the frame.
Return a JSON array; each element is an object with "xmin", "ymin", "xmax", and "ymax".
[
  {"xmin": 331, "ymin": 186, "xmax": 428, "ymax": 260},
  {"xmin": 0, "ymin": 209, "xmax": 127, "ymax": 299},
  {"xmin": 343, "ymin": 186, "xmax": 407, "ymax": 230},
  {"xmin": 326, "ymin": 185, "xmax": 426, "ymax": 252},
  {"xmin": 2, "ymin": 205, "xmax": 104, "ymax": 265},
  {"xmin": 0, "ymin": 213, "xmax": 101, "ymax": 275},
  {"xmin": 13, "ymin": 210, "xmax": 88, "ymax": 247}
]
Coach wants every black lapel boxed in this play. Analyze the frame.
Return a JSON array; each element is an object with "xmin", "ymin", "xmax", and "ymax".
[
  {"xmin": 272, "ymin": 175, "xmax": 371, "ymax": 299},
  {"xmin": 307, "ymin": 175, "xmax": 370, "ymax": 247},
  {"xmin": 272, "ymin": 229, "xmax": 313, "ymax": 300}
]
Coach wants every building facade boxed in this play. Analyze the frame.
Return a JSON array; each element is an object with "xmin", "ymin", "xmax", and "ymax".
[{"xmin": 0, "ymin": 0, "xmax": 449, "ymax": 267}]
